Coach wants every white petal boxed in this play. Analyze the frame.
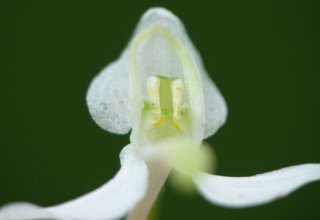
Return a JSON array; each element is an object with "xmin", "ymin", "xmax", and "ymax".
[
  {"xmin": 201, "ymin": 72, "xmax": 227, "ymax": 139},
  {"xmin": 86, "ymin": 54, "xmax": 131, "ymax": 134},
  {"xmin": 195, "ymin": 163, "xmax": 320, "ymax": 208},
  {"xmin": 0, "ymin": 203, "xmax": 54, "ymax": 219},
  {"xmin": 87, "ymin": 7, "xmax": 227, "ymax": 138},
  {"xmin": 0, "ymin": 145, "xmax": 149, "ymax": 220}
]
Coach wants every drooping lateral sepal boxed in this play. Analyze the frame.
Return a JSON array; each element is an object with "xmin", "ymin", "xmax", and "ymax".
[
  {"xmin": 0, "ymin": 145, "xmax": 149, "ymax": 220},
  {"xmin": 194, "ymin": 163, "xmax": 320, "ymax": 208}
]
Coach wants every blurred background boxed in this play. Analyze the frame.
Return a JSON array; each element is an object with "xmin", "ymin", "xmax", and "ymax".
[{"xmin": 1, "ymin": 0, "xmax": 319, "ymax": 219}]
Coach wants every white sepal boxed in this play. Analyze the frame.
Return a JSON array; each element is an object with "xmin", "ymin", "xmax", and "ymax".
[
  {"xmin": 0, "ymin": 145, "xmax": 149, "ymax": 220},
  {"xmin": 195, "ymin": 163, "xmax": 320, "ymax": 208}
]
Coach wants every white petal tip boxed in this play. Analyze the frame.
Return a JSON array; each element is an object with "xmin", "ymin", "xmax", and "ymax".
[
  {"xmin": 86, "ymin": 59, "xmax": 131, "ymax": 135},
  {"xmin": 142, "ymin": 7, "xmax": 177, "ymax": 20},
  {"xmin": 0, "ymin": 203, "xmax": 54, "ymax": 220},
  {"xmin": 195, "ymin": 163, "xmax": 320, "ymax": 208}
]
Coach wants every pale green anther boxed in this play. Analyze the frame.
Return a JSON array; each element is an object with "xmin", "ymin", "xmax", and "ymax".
[
  {"xmin": 171, "ymin": 79, "xmax": 183, "ymax": 122},
  {"xmin": 146, "ymin": 76, "xmax": 161, "ymax": 114}
]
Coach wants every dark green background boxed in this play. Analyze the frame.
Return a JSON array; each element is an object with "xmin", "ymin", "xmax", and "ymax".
[{"xmin": 1, "ymin": 1, "xmax": 319, "ymax": 219}]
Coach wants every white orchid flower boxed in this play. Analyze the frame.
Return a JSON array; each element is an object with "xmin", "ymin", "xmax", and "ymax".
[{"xmin": 1, "ymin": 7, "xmax": 320, "ymax": 220}]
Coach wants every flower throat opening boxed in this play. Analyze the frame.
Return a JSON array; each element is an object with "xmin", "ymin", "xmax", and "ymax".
[
  {"xmin": 141, "ymin": 75, "xmax": 190, "ymax": 142},
  {"xmin": 140, "ymin": 77, "xmax": 214, "ymax": 182}
]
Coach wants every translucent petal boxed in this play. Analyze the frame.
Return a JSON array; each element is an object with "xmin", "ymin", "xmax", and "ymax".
[
  {"xmin": 86, "ymin": 54, "xmax": 131, "ymax": 134},
  {"xmin": 86, "ymin": 7, "xmax": 227, "ymax": 138},
  {"xmin": 135, "ymin": 8, "xmax": 227, "ymax": 139},
  {"xmin": 195, "ymin": 163, "xmax": 320, "ymax": 208},
  {"xmin": 0, "ymin": 145, "xmax": 148, "ymax": 220}
]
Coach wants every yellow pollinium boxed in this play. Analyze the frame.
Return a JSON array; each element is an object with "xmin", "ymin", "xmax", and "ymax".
[
  {"xmin": 152, "ymin": 115, "xmax": 181, "ymax": 131},
  {"xmin": 171, "ymin": 121, "xmax": 180, "ymax": 131},
  {"xmin": 152, "ymin": 115, "xmax": 164, "ymax": 127}
]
